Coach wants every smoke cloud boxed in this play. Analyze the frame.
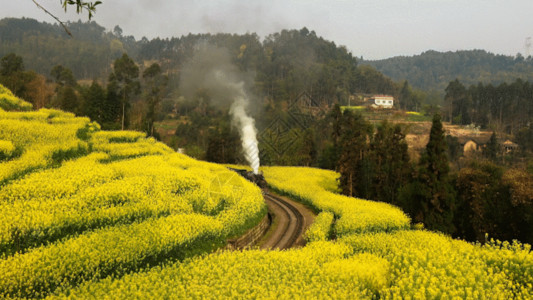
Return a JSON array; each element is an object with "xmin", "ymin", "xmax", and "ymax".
[{"xmin": 180, "ymin": 45, "xmax": 260, "ymax": 174}]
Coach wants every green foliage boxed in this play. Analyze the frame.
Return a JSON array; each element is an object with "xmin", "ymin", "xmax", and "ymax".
[
  {"xmin": 400, "ymin": 114, "xmax": 456, "ymax": 234},
  {"xmin": 0, "ymin": 18, "xmax": 123, "ymax": 79},
  {"xmin": 206, "ymin": 120, "xmax": 240, "ymax": 164},
  {"xmin": 483, "ymin": 132, "xmax": 500, "ymax": 161},
  {"xmin": 0, "ymin": 83, "xmax": 33, "ymax": 111},
  {"xmin": 334, "ymin": 111, "xmax": 411, "ymax": 206},
  {"xmin": 141, "ymin": 63, "xmax": 167, "ymax": 136},
  {"xmin": 61, "ymin": 0, "xmax": 102, "ymax": 20},
  {"xmin": 50, "ymin": 65, "xmax": 76, "ymax": 87},
  {"xmin": 444, "ymin": 78, "xmax": 533, "ymax": 134},
  {"xmin": 368, "ymin": 121, "xmax": 412, "ymax": 205},
  {"xmin": 337, "ymin": 109, "xmax": 373, "ymax": 197},
  {"xmin": 0, "ymin": 53, "xmax": 23, "ymax": 76},
  {"xmin": 365, "ymin": 49, "xmax": 533, "ymax": 92},
  {"xmin": 109, "ymin": 53, "xmax": 140, "ymax": 130}
]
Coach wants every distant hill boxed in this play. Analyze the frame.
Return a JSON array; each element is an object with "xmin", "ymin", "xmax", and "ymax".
[
  {"xmin": 362, "ymin": 50, "xmax": 533, "ymax": 92},
  {"xmin": 0, "ymin": 18, "xmax": 125, "ymax": 79}
]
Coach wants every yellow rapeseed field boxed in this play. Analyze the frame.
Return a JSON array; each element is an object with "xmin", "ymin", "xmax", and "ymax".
[{"xmin": 0, "ymin": 85, "xmax": 531, "ymax": 299}]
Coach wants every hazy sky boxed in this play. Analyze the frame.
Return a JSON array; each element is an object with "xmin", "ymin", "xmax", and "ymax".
[{"xmin": 2, "ymin": 0, "xmax": 533, "ymax": 60}]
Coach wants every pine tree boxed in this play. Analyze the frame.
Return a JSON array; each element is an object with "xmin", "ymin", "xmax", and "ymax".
[
  {"xmin": 370, "ymin": 121, "xmax": 412, "ymax": 205},
  {"xmin": 81, "ymin": 80, "xmax": 106, "ymax": 124},
  {"xmin": 400, "ymin": 113, "xmax": 456, "ymax": 234},
  {"xmin": 418, "ymin": 113, "xmax": 456, "ymax": 233},
  {"xmin": 337, "ymin": 110, "xmax": 373, "ymax": 197},
  {"xmin": 483, "ymin": 131, "xmax": 499, "ymax": 162}
]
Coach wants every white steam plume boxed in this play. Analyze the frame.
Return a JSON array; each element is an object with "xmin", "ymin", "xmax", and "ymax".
[
  {"xmin": 214, "ymin": 71, "xmax": 260, "ymax": 174},
  {"xmin": 180, "ymin": 46, "xmax": 260, "ymax": 174},
  {"xmin": 231, "ymin": 94, "xmax": 260, "ymax": 174}
]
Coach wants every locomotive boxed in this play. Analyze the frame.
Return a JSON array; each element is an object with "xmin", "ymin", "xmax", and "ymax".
[{"xmin": 228, "ymin": 168, "xmax": 268, "ymax": 189}]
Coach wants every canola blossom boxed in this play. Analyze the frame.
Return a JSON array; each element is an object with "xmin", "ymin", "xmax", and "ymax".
[
  {"xmin": 262, "ymin": 166, "xmax": 411, "ymax": 235},
  {"xmin": 47, "ymin": 164, "xmax": 533, "ymax": 299},
  {"xmin": 0, "ymin": 84, "xmax": 33, "ymax": 111},
  {"xmin": 1, "ymin": 85, "xmax": 531, "ymax": 299},
  {"xmin": 0, "ymin": 109, "xmax": 90, "ymax": 185},
  {"xmin": 50, "ymin": 242, "xmax": 389, "ymax": 299},
  {"xmin": 341, "ymin": 230, "xmax": 533, "ymax": 299},
  {"xmin": 304, "ymin": 211, "xmax": 334, "ymax": 243},
  {"xmin": 0, "ymin": 106, "xmax": 266, "ymax": 298}
]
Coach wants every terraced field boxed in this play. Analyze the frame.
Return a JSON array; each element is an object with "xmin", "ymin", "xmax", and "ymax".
[{"xmin": 1, "ymin": 84, "xmax": 532, "ymax": 299}]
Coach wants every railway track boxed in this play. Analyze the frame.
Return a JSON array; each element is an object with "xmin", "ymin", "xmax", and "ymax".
[{"xmin": 259, "ymin": 192, "xmax": 307, "ymax": 250}]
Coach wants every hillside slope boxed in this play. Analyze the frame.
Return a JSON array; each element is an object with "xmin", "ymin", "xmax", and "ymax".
[
  {"xmin": 0, "ymin": 87, "xmax": 266, "ymax": 298},
  {"xmin": 363, "ymin": 50, "xmax": 533, "ymax": 92},
  {"xmin": 1, "ymin": 84, "xmax": 531, "ymax": 299}
]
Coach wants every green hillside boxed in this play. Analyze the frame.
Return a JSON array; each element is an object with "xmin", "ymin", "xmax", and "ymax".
[{"xmin": 364, "ymin": 50, "xmax": 533, "ymax": 92}]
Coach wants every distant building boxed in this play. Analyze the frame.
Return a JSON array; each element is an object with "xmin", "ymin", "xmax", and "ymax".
[
  {"xmin": 368, "ymin": 95, "xmax": 394, "ymax": 108},
  {"xmin": 457, "ymin": 136, "xmax": 491, "ymax": 156},
  {"xmin": 503, "ymin": 140, "xmax": 519, "ymax": 153},
  {"xmin": 463, "ymin": 140, "xmax": 479, "ymax": 155}
]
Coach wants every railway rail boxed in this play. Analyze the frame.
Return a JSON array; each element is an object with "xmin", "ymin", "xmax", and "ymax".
[{"xmin": 259, "ymin": 192, "xmax": 310, "ymax": 250}]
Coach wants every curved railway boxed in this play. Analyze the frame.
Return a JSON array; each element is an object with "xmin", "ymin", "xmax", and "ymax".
[{"xmin": 259, "ymin": 192, "xmax": 312, "ymax": 250}]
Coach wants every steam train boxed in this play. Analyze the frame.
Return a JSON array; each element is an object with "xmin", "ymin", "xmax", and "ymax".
[{"xmin": 228, "ymin": 168, "xmax": 268, "ymax": 189}]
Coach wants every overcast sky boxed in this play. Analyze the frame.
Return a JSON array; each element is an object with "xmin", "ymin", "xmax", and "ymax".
[{"xmin": 2, "ymin": 0, "xmax": 533, "ymax": 60}]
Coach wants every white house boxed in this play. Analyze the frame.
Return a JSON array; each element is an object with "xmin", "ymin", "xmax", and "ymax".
[{"xmin": 368, "ymin": 95, "xmax": 394, "ymax": 108}]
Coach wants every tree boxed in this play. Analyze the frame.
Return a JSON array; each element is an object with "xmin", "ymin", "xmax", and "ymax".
[
  {"xmin": 455, "ymin": 162, "xmax": 503, "ymax": 242},
  {"xmin": 444, "ymin": 79, "xmax": 467, "ymax": 123},
  {"xmin": 50, "ymin": 65, "xmax": 78, "ymax": 112},
  {"xmin": 54, "ymin": 84, "xmax": 78, "ymax": 112},
  {"xmin": 0, "ymin": 53, "xmax": 53, "ymax": 107},
  {"xmin": 455, "ymin": 163, "xmax": 533, "ymax": 244},
  {"xmin": 292, "ymin": 128, "xmax": 317, "ymax": 166},
  {"xmin": 50, "ymin": 65, "xmax": 76, "ymax": 87},
  {"xmin": 337, "ymin": 110, "xmax": 373, "ymax": 197},
  {"xmin": 400, "ymin": 114, "xmax": 456, "ymax": 234},
  {"xmin": 0, "ymin": 53, "xmax": 24, "ymax": 76},
  {"xmin": 101, "ymin": 76, "xmax": 122, "ymax": 129},
  {"xmin": 32, "ymin": 0, "xmax": 102, "ymax": 36},
  {"xmin": 483, "ymin": 132, "xmax": 499, "ymax": 162},
  {"xmin": 206, "ymin": 121, "xmax": 240, "ymax": 164},
  {"xmin": 0, "ymin": 53, "xmax": 27, "ymax": 97},
  {"xmin": 80, "ymin": 80, "xmax": 105, "ymax": 123},
  {"xmin": 142, "ymin": 63, "xmax": 167, "ymax": 136},
  {"xmin": 369, "ymin": 121, "xmax": 412, "ymax": 205},
  {"xmin": 398, "ymin": 80, "xmax": 421, "ymax": 111},
  {"xmin": 319, "ymin": 104, "xmax": 343, "ymax": 170},
  {"xmin": 110, "ymin": 53, "xmax": 140, "ymax": 130}
]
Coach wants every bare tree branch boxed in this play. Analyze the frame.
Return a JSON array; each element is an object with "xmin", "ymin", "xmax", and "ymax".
[
  {"xmin": 32, "ymin": 1, "xmax": 102, "ymax": 37},
  {"xmin": 32, "ymin": 0, "xmax": 72, "ymax": 37}
]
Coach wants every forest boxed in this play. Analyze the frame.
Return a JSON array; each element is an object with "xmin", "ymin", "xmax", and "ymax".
[
  {"xmin": 364, "ymin": 49, "xmax": 533, "ymax": 92},
  {"xmin": 1, "ymin": 17, "xmax": 532, "ymax": 245}
]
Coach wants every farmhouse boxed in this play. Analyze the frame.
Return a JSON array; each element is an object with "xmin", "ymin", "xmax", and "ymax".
[
  {"xmin": 368, "ymin": 95, "xmax": 394, "ymax": 108},
  {"xmin": 503, "ymin": 140, "xmax": 519, "ymax": 153}
]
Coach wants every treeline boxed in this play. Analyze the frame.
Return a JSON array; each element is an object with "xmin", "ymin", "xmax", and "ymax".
[
  {"xmin": 0, "ymin": 52, "xmax": 167, "ymax": 135},
  {"xmin": 330, "ymin": 108, "xmax": 533, "ymax": 244},
  {"xmin": 444, "ymin": 78, "xmax": 533, "ymax": 136},
  {"xmin": 0, "ymin": 18, "xmax": 126, "ymax": 79},
  {"xmin": 1, "ymin": 18, "xmax": 432, "ymax": 165},
  {"xmin": 364, "ymin": 50, "xmax": 533, "ymax": 92},
  {"xmin": 0, "ymin": 17, "xmax": 427, "ymax": 108}
]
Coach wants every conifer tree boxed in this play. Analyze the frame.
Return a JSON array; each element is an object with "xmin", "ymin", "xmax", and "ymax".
[
  {"xmin": 483, "ymin": 131, "xmax": 499, "ymax": 162},
  {"xmin": 337, "ymin": 110, "xmax": 372, "ymax": 197},
  {"xmin": 400, "ymin": 113, "xmax": 456, "ymax": 234},
  {"xmin": 419, "ymin": 113, "xmax": 456, "ymax": 233},
  {"xmin": 370, "ymin": 121, "xmax": 411, "ymax": 205}
]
